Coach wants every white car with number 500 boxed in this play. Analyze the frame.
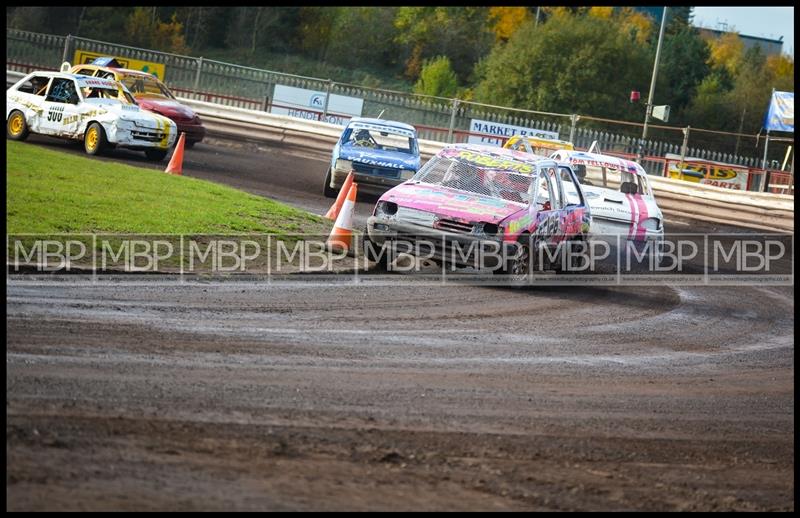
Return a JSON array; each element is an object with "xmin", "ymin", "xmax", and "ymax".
[{"xmin": 7, "ymin": 71, "xmax": 177, "ymax": 161}]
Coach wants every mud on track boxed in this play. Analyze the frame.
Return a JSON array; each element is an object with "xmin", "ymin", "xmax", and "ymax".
[{"xmin": 6, "ymin": 280, "xmax": 794, "ymax": 511}]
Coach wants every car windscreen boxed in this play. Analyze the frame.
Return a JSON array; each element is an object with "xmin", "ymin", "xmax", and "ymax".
[
  {"xmin": 120, "ymin": 74, "xmax": 174, "ymax": 99},
  {"xmin": 414, "ymin": 155, "xmax": 533, "ymax": 203},
  {"xmin": 343, "ymin": 127, "xmax": 416, "ymax": 154}
]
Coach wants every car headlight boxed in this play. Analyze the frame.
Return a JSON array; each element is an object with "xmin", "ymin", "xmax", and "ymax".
[
  {"xmin": 375, "ymin": 201, "xmax": 398, "ymax": 218},
  {"xmin": 399, "ymin": 169, "xmax": 415, "ymax": 180},
  {"xmin": 335, "ymin": 159, "xmax": 352, "ymax": 172},
  {"xmin": 482, "ymin": 223, "xmax": 502, "ymax": 236}
]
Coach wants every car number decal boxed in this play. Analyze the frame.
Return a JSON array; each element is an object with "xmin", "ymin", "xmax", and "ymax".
[{"xmin": 47, "ymin": 106, "xmax": 64, "ymax": 122}]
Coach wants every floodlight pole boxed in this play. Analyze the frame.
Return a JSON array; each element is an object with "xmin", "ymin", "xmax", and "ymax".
[{"xmin": 636, "ymin": 6, "xmax": 668, "ymax": 164}]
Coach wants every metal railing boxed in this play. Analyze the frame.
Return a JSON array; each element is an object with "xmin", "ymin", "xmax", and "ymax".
[{"xmin": 6, "ymin": 27, "xmax": 794, "ymax": 187}]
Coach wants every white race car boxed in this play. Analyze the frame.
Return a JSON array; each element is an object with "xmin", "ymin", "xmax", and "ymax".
[
  {"xmin": 550, "ymin": 150, "xmax": 664, "ymax": 261},
  {"xmin": 7, "ymin": 71, "xmax": 177, "ymax": 160}
]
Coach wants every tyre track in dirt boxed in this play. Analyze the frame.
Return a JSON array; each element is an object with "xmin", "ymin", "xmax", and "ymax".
[{"xmin": 6, "ymin": 279, "xmax": 794, "ymax": 511}]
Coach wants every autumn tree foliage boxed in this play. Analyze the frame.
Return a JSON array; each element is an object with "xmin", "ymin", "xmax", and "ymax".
[
  {"xmin": 473, "ymin": 9, "xmax": 652, "ymax": 120},
  {"xmin": 5, "ymin": 6, "xmax": 793, "ymax": 133},
  {"xmin": 413, "ymin": 56, "xmax": 458, "ymax": 98}
]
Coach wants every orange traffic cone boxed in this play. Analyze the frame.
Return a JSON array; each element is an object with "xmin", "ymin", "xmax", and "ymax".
[
  {"xmin": 324, "ymin": 171, "xmax": 354, "ymax": 220},
  {"xmin": 327, "ymin": 182, "xmax": 357, "ymax": 254},
  {"xmin": 165, "ymin": 132, "xmax": 186, "ymax": 175}
]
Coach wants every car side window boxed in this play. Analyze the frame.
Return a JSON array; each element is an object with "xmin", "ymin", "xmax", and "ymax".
[
  {"xmin": 46, "ymin": 78, "xmax": 79, "ymax": 104},
  {"xmin": 17, "ymin": 75, "xmax": 51, "ymax": 96},
  {"xmin": 619, "ymin": 171, "xmax": 642, "ymax": 195},
  {"xmin": 558, "ymin": 166, "xmax": 583, "ymax": 206},
  {"xmin": 97, "ymin": 71, "xmax": 116, "ymax": 80},
  {"xmin": 546, "ymin": 167, "xmax": 563, "ymax": 209},
  {"xmin": 74, "ymin": 68, "xmax": 95, "ymax": 77},
  {"xmin": 533, "ymin": 168, "xmax": 554, "ymax": 211}
]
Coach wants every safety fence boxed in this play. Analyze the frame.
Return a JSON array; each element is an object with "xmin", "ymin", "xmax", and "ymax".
[{"xmin": 7, "ymin": 28, "xmax": 794, "ymax": 180}]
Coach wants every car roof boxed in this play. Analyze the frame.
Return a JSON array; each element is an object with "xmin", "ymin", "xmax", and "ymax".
[
  {"xmin": 349, "ymin": 117, "xmax": 416, "ymax": 132},
  {"xmin": 509, "ymin": 134, "xmax": 574, "ymax": 147},
  {"xmin": 438, "ymin": 143, "xmax": 559, "ymax": 175},
  {"xmin": 449, "ymin": 143, "xmax": 555, "ymax": 165},
  {"xmin": 556, "ymin": 150, "xmax": 647, "ymax": 176},
  {"xmin": 72, "ymin": 64, "xmax": 157, "ymax": 79},
  {"xmin": 23, "ymin": 71, "xmax": 120, "ymax": 89}
]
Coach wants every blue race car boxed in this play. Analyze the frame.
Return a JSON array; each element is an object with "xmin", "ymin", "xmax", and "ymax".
[{"xmin": 324, "ymin": 117, "xmax": 421, "ymax": 197}]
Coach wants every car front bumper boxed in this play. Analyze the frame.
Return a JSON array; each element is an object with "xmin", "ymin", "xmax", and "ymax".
[
  {"xmin": 331, "ymin": 168, "xmax": 405, "ymax": 195},
  {"xmin": 366, "ymin": 215, "xmax": 517, "ymax": 269},
  {"xmin": 175, "ymin": 121, "xmax": 206, "ymax": 143}
]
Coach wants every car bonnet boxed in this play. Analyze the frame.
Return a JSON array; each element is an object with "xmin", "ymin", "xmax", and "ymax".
[
  {"xmin": 339, "ymin": 146, "xmax": 419, "ymax": 169},
  {"xmin": 380, "ymin": 182, "xmax": 526, "ymax": 224}
]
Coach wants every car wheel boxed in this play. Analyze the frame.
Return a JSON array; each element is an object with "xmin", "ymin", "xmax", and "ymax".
[
  {"xmin": 145, "ymin": 149, "xmax": 169, "ymax": 161},
  {"xmin": 185, "ymin": 140, "xmax": 196, "ymax": 149},
  {"xmin": 554, "ymin": 238, "xmax": 584, "ymax": 275},
  {"xmin": 84, "ymin": 122, "xmax": 107, "ymax": 156},
  {"xmin": 323, "ymin": 168, "xmax": 337, "ymax": 198},
  {"xmin": 500, "ymin": 234, "xmax": 532, "ymax": 284},
  {"xmin": 7, "ymin": 110, "xmax": 29, "ymax": 141}
]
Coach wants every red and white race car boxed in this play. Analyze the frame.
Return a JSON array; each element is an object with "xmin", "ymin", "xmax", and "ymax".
[{"xmin": 550, "ymin": 150, "xmax": 664, "ymax": 255}]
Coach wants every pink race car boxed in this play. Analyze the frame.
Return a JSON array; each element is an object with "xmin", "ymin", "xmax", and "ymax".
[{"xmin": 364, "ymin": 144, "xmax": 592, "ymax": 276}]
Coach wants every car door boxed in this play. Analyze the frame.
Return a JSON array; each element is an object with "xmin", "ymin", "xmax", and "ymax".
[
  {"xmin": 558, "ymin": 165, "xmax": 589, "ymax": 239},
  {"xmin": 41, "ymin": 77, "xmax": 82, "ymax": 137},
  {"xmin": 545, "ymin": 165, "xmax": 567, "ymax": 245},
  {"xmin": 529, "ymin": 165, "xmax": 562, "ymax": 252},
  {"xmin": 7, "ymin": 74, "xmax": 51, "ymax": 133}
]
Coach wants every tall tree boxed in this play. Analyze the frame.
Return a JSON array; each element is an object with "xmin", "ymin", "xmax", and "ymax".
[
  {"xmin": 413, "ymin": 56, "xmax": 458, "ymax": 97},
  {"xmin": 657, "ymin": 25, "xmax": 711, "ymax": 123},
  {"xmin": 489, "ymin": 7, "xmax": 532, "ymax": 42},
  {"xmin": 474, "ymin": 10, "xmax": 652, "ymax": 121},
  {"xmin": 394, "ymin": 7, "xmax": 493, "ymax": 82}
]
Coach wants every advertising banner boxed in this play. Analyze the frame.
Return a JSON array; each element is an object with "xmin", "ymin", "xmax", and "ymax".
[
  {"xmin": 665, "ymin": 153, "xmax": 749, "ymax": 190},
  {"xmin": 467, "ymin": 119, "xmax": 559, "ymax": 147},
  {"xmin": 270, "ymin": 85, "xmax": 363, "ymax": 126}
]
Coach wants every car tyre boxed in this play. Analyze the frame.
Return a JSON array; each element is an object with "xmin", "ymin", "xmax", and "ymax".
[
  {"xmin": 7, "ymin": 110, "xmax": 29, "ymax": 141},
  {"xmin": 185, "ymin": 140, "xmax": 196, "ymax": 149},
  {"xmin": 554, "ymin": 238, "xmax": 584, "ymax": 275},
  {"xmin": 363, "ymin": 231, "xmax": 389, "ymax": 272},
  {"xmin": 323, "ymin": 167, "xmax": 338, "ymax": 198},
  {"xmin": 84, "ymin": 122, "xmax": 107, "ymax": 156},
  {"xmin": 499, "ymin": 233, "xmax": 533, "ymax": 285},
  {"xmin": 145, "ymin": 149, "xmax": 169, "ymax": 161}
]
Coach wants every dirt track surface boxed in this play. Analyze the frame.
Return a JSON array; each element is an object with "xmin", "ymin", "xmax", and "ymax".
[
  {"xmin": 8, "ymin": 136, "xmax": 795, "ymax": 511},
  {"xmin": 6, "ymin": 279, "xmax": 794, "ymax": 511}
]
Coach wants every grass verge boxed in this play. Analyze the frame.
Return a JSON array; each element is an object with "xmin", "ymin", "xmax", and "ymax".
[{"xmin": 6, "ymin": 140, "xmax": 330, "ymax": 236}]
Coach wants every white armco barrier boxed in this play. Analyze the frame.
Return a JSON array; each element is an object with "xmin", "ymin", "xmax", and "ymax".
[{"xmin": 6, "ymin": 70, "xmax": 793, "ymax": 232}]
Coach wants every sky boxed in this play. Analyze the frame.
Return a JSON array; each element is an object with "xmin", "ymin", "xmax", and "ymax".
[{"xmin": 692, "ymin": 6, "xmax": 794, "ymax": 57}]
